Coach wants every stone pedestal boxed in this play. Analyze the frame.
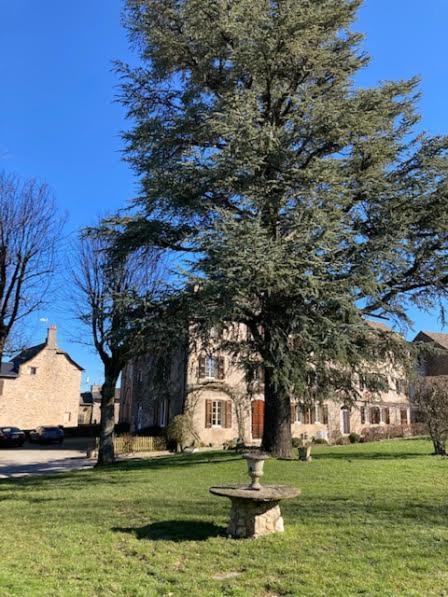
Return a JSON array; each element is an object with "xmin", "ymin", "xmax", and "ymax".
[{"xmin": 209, "ymin": 484, "xmax": 299, "ymax": 539}]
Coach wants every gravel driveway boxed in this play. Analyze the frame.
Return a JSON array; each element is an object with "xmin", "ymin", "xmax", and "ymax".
[{"xmin": 0, "ymin": 439, "xmax": 94, "ymax": 479}]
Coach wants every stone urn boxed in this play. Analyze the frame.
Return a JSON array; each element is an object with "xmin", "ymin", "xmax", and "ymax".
[
  {"xmin": 298, "ymin": 445, "xmax": 312, "ymax": 462},
  {"xmin": 243, "ymin": 452, "xmax": 270, "ymax": 490}
]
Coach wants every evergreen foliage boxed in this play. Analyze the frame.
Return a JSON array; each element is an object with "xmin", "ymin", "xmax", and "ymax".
[{"xmin": 116, "ymin": 0, "xmax": 448, "ymax": 456}]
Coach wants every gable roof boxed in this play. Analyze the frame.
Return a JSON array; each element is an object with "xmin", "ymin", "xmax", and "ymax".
[
  {"xmin": 413, "ymin": 331, "xmax": 448, "ymax": 351},
  {"xmin": 0, "ymin": 342, "xmax": 83, "ymax": 379}
]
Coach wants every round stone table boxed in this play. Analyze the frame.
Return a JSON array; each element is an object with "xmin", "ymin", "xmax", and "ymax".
[{"xmin": 209, "ymin": 484, "xmax": 300, "ymax": 539}]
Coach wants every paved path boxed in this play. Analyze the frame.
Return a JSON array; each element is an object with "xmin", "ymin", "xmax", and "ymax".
[{"xmin": 0, "ymin": 440, "xmax": 94, "ymax": 479}]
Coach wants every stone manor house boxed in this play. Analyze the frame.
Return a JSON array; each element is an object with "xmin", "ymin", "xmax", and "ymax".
[
  {"xmin": 119, "ymin": 322, "xmax": 419, "ymax": 446},
  {"xmin": 0, "ymin": 326, "xmax": 83, "ymax": 430}
]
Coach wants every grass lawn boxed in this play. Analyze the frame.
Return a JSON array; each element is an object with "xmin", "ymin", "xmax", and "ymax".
[{"xmin": 0, "ymin": 439, "xmax": 447, "ymax": 596}]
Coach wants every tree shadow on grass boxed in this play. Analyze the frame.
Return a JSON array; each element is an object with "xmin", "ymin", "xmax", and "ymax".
[
  {"xmin": 311, "ymin": 451, "xmax": 427, "ymax": 461},
  {"xmin": 113, "ymin": 520, "xmax": 225, "ymax": 542}
]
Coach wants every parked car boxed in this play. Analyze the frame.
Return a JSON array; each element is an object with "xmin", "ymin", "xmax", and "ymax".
[
  {"xmin": 0, "ymin": 427, "xmax": 26, "ymax": 448},
  {"xmin": 29, "ymin": 426, "xmax": 64, "ymax": 444}
]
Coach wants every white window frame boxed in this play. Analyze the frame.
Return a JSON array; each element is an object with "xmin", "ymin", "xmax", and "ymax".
[
  {"xmin": 212, "ymin": 400, "xmax": 223, "ymax": 427},
  {"xmin": 205, "ymin": 356, "xmax": 219, "ymax": 379}
]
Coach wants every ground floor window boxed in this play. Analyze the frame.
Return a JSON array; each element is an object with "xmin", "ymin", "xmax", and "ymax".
[
  {"xmin": 370, "ymin": 406, "xmax": 381, "ymax": 425},
  {"xmin": 361, "ymin": 406, "xmax": 367, "ymax": 425},
  {"xmin": 382, "ymin": 407, "xmax": 390, "ymax": 425},
  {"xmin": 212, "ymin": 400, "xmax": 223, "ymax": 426},
  {"xmin": 400, "ymin": 408, "xmax": 409, "ymax": 425},
  {"xmin": 341, "ymin": 407, "xmax": 350, "ymax": 434},
  {"xmin": 205, "ymin": 399, "xmax": 232, "ymax": 429}
]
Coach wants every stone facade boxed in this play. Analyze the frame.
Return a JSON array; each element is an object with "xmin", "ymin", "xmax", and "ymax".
[
  {"xmin": 0, "ymin": 326, "xmax": 83, "ymax": 430},
  {"xmin": 120, "ymin": 323, "xmax": 412, "ymax": 446}
]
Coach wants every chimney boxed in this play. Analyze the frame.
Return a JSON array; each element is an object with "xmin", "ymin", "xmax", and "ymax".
[{"xmin": 46, "ymin": 325, "xmax": 57, "ymax": 349}]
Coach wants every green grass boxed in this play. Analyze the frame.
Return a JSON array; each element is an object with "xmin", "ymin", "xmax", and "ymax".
[{"xmin": 0, "ymin": 439, "xmax": 447, "ymax": 596}]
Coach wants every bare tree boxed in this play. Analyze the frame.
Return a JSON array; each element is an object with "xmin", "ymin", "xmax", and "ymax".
[
  {"xmin": 72, "ymin": 230, "xmax": 164, "ymax": 465},
  {"xmin": 412, "ymin": 377, "xmax": 448, "ymax": 456},
  {"xmin": 0, "ymin": 172, "xmax": 62, "ymax": 361}
]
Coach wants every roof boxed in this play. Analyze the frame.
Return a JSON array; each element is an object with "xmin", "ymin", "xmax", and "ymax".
[
  {"xmin": 413, "ymin": 331, "xmax": 448, "ymax": 351},
  {"xmin": 80, "ymin": 387, "xmax": 121, "ymax": 405},
  {"xmin": 0, "ymin": 342, "xmax": 83, "ymax": 379},
  {"xmin": 366, "ymin": 321, "xmax": 391, "ymax": 332}
]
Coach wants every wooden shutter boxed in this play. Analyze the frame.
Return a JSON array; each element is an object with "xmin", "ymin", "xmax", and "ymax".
[
  {"xmin": 218, "ymin": 357, "xmax": 225, "ymax": 380},
  {"xmin": 224, "ymin": 401, "xmax": 232, "ymax": 428},
  {"xmin": 199, "ymin": 356, "xmax": 206, "ymax": 379},
  {"xmin": 205, "ymin": 400, "xmax": 212, "ymax": 428},
  {"xmin": 251, "ymin": 400, "xmax": 264, "ymax": 439}
]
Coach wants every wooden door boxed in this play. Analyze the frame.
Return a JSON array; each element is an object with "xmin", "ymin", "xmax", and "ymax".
[{"xmin": 251, "ymin": 400, "xmax": 265, "ymax": 439}]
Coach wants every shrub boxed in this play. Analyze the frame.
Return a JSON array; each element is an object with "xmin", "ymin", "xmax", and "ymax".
[
  {"xmin": 349, "ymin": 432, "xmax": 361, "ymax": 444},
  {"xmin": 167, "ymin": 414, "xmax": 198, "ymax": 451},
  {"xmin": 312, "ymin": 438, "xmax": 328, "ymax": 445}
]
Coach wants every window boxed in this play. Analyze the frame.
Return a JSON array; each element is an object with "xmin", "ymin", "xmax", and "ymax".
[
  {"xmin": 247, "ymin": 364, "xmax": 265, "ymax": 384},
  {"xmin": 360, "ymin": 406, "xmax": 366, "ymax": 425},
  {"xmin": 199, "ymin": 356, "xmax": 225, "ymax": 380},
  {"xmin": 396, "ymin": 379, "xmax": 408, "ymax": 395},
  {"xmin": 370, "ymin": 406, "xmax": 381, "ymax": 425},
  {"xmin": 400, "ymin": 408, "xmax": 408, "ymax": 425},
  {"xmin": 205, "ymin": 399, "xmax": 232, "ymax": 428},
  {"xmin": 64, "ymin": 412, "xmax": 71, "ymax": 423},
  {"xmin": 382, "ymin": 407, "xmax": 390, "ymax": 425},
  {"xmin": 212, "ymin": 400, "xmax": 223, "ymax": 426},
  {"xmin": 29, "ymin": 367, "xmax": 37, "ymax": 375}
]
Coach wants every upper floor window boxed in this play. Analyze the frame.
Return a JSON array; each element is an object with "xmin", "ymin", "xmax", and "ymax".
[
  {"xmin": 396, "ymin": 379, "xmax": 408, "ymax": 395},
  {"xmin": 199, "ymin": 356, "xmax": 225, "ymax": 380},
  {"xmin": 29, "ymin": 367, "xmax": 38, "ymax": 375}
]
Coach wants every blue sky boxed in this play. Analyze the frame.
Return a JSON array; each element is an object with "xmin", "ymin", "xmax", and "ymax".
[{"xmin": 1, "ymin": 0, "xmax": 448, "ymax": 388}]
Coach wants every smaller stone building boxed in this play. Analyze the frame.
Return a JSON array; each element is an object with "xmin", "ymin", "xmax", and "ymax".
[
  {"xmin": 0, "ymin": 326, "xmax": 83, "ymax": 430},
  {"xmin": 79, "ymin": 384, "xmax": 120, "ymax": 425}
]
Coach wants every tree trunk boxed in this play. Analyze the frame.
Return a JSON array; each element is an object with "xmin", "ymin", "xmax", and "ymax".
[
  {"xmin": 432, "ymin": 437, "xmax": 446, "ymax": 456},
  {"xmin": 261, "ymin": 366, "xmax": 292, "ymax": 459},
  {"xmin": 97, "ymin": 372, "xmax": 119, "ymax": 466}
]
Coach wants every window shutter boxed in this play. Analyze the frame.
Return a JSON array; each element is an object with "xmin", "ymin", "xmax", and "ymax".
[
  {"xmin": 224, "ymin": 401, "xmax": 232, "ymax": 428},
  {"xmin": 218, "ymin": 357, "xmax": 225, "ymax": 380},
  {"xmin": 199, "ymin": 356, "xmax": 206, "ymax": 379},
  {"xmin": 322, "ymin": 405, "xmax": 329, "ymax": 425},
  {"xmin": 205, "ymin": 400, "xmax": 212, "ymax": 428}
]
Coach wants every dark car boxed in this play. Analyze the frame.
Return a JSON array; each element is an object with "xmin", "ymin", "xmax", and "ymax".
[
  {"xmin": 29, "ymin": 426, "xmax": 64, "ymax": 444},
  {"xmin": 0, "ymin": 427, "xmax": 26, "ymax": 448}
]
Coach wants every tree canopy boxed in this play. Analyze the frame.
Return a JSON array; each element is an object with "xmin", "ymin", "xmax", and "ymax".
[{"xmin": 116, "ymin": 0, "xmax": 448, "ymax": 456}]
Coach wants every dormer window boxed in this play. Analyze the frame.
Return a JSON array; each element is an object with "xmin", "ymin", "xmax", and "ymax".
[{"xmin": 29, "ymin": 367, "xmax": 37, "ymax": 375}]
